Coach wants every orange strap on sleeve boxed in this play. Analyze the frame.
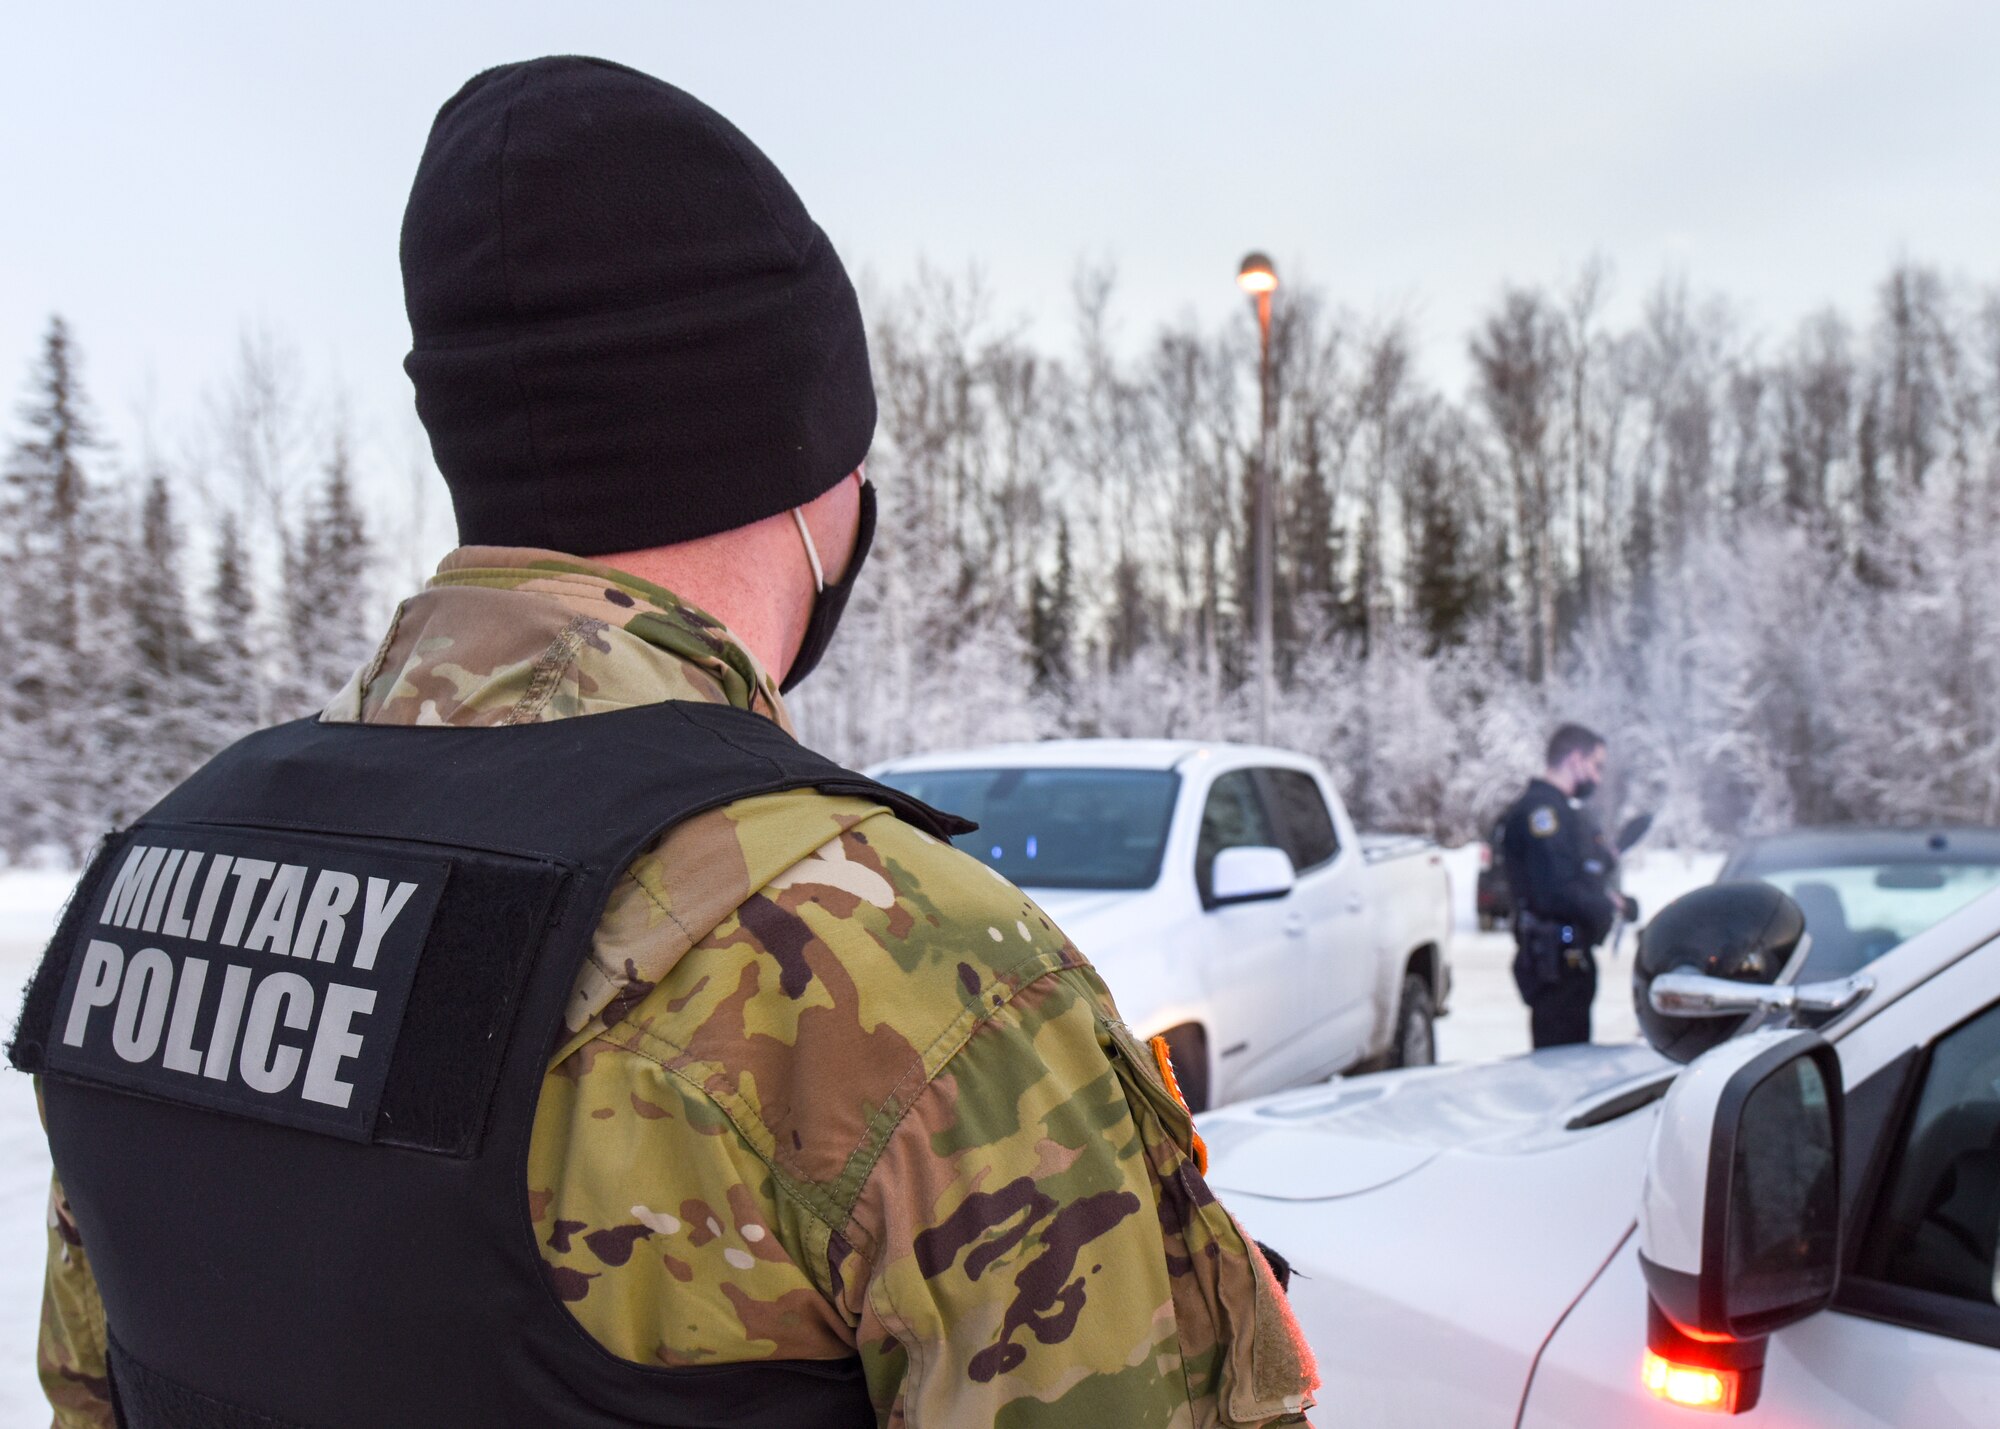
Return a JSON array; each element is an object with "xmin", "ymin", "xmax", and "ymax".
[{"xmin": 1148, "ymin": 1034, "xmax": 1209, "ymax": 1174}]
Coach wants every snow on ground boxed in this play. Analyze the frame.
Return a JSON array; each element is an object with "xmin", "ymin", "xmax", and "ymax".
[
  {"xmin": 0, "ymin": 873, "xmax": 69, "ymax": 1427},
  {"xmin": 0, "ymin": 851, "xmax": 1722, "ymax": 1422},
  {"xmin": 1437, "ymin": 841, "xmax": 1485, "ymax": 932}
]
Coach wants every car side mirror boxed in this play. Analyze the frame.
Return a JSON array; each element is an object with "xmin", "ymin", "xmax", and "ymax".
[
  {"xmin": 1210, "ymin": 846, "xmax": 1295, "ymax": 906},
  {"xmin": 1638, "ymin": 1029, "xmax": 1843, "ymax": 1414}
]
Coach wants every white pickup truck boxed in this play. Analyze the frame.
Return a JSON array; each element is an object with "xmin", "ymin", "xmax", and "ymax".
[
  {"xmin": 871, "ymin": 739, "xmax": 1453, "ymax": 1110},
  {"xmin": 1201, "ymin": 838, "xmax": 2000, "ymax": 1425}
]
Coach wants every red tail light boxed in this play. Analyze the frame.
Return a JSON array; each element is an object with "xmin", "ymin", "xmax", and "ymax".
[
  {"xmin": 1643, "ymin": 1299, "xmax": 1764, "ymax": 1414},
  {"xmin": 1642, "ymin": 1350, "xmax": 1740, "ymax": 1413}
]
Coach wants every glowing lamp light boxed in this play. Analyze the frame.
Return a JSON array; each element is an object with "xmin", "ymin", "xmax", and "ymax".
[
  {"xmin": 1642, "ymin": 1350, "xmax": 1737, "ymax": 1414},
  {"xmin": 1237, "ymin": 252, "xmax": 1278, "ymax": 296}
]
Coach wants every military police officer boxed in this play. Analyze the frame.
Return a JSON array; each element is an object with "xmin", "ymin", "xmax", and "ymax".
[
  {"xmin": 24, "ymin": 59, "xmax": 1315, "ymax": 1429},
  {"xmin": 1498, "ymin": 723, "xmax": 1633, "ymax": 1048}
]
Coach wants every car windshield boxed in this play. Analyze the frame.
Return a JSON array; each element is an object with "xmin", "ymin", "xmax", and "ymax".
[
  {"xmin": 1732, "ymin": 856, "xmax": 2000, "ymax": 979},
  {"xmin": 875, "ymin": 767, "xmax": 1179, "ymax": 890}
]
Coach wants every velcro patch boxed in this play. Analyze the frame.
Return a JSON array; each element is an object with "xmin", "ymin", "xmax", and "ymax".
[
  {"xmin": 1529, "ymin": 806, "xmax": 1560, "ymax": 838},
  {"xmin": 43, "ymin": 828, "xmax": 448, "ymax": 1142}
]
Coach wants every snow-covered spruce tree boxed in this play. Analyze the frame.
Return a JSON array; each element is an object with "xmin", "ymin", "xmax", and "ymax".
[
  {"xmin": 0, "ymin": 316, "xmax": 120, "ymax": 858},
  {"xmin": 1027, "ymin": 517, "xmax": 1076, "ymax": 694},
  {"xmin": 202, "ymin": 508, "xmax": 264, "ymax": 747},
  {"xmin": 279, "ymin": 427, "xmax": 379, "ymax": 715},
  {"xmin": 94, "ymin": 471, "xmax": 219, "ymax": 832}
]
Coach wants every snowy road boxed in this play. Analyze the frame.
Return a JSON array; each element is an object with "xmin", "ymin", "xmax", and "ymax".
[
  {"xmin": 1433, "ymin": 926, "xmax": 1638, "ymax": 1060},
  {"xmin": 0, "ymin": 852, "xmax": 1718, "ymax": 1424}
]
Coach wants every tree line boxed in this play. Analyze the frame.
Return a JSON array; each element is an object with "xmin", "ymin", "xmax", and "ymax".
[
  {"xmin": 8, "ymin": 255, "xmax": 1999, "ymax": 862},
  {"xmin": 799, "ymin": 259, "xmax": 2000, "ymax": 847},
  {"xmin": 0, "ymin": 321, "xmax": 380, "ymax": 861}
]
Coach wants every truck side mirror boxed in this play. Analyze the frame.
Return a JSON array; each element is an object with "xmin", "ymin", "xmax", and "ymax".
[
  {"xmin": 1210, "ymin": 846, "xmax": 1295, "ymax": 906},
  {"xmin": 1637, "ymin": 1029, "xmax": 1843, "ymax": 1414}
]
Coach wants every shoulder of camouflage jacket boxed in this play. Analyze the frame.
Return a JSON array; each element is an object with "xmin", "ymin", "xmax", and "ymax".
[
  {"xmin": 577, "ymin": 805, "xmax": 1090, "ymax": 1230},
  {"xmin": 530, "ymin": 800, "xmax": 1096, "ymax": 1370}
]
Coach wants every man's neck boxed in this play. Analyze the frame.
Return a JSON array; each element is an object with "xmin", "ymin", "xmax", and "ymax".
[
  {"xmin": 1541, "ymin": 770, "xmax": 1575, "ymax": 797},
  {"xmin": 592, "ymin": 471, "xmax": 860, "ymax": 689},
  {"xmin": 598, "ymin": 512, "xmax": 814, "ymax": 683}
]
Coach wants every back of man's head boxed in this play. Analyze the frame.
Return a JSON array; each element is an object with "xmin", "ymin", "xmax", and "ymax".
[
  {"xmin": 401, "ymin": 57, "xmax": 873, "ymax": 557},
  {"xmin": 1546, "ymin": 722, "xmax": 1605, "ymax": 769}
]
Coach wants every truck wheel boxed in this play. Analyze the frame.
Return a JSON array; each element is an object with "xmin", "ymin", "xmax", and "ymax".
[
  {"xmin": 1158, "ymin": 1024, "xmax": 1210, "ymax": 1114},
  {"xmin": 1388, "ymin": 974, "xmax": 1436, "ymax": 1068}
]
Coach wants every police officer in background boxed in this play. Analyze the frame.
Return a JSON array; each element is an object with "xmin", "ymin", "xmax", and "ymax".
[{"xmin": 1499, "ymin": 723, "xmax": 1634, "ymax": 1048}]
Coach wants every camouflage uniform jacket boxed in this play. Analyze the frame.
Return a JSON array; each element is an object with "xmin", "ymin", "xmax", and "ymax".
[{"xmin": 39, "ymin": 547, "xmax": 1318, "ymax": 1428}]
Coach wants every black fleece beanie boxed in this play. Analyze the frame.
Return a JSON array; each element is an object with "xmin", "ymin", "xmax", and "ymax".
[{"xmin": 401, "ymin": 57, "xmax": 874, "ymax": 555}]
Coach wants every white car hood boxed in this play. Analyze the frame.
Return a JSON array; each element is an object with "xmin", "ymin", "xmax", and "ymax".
[
  {"xmin": 1209, "ymin": 1052, "xmax": 1671, "ymax": 1427},
  {"xmin": 1201, "ymin": 1042, "xmax": 1670, "ymax": 1200}
]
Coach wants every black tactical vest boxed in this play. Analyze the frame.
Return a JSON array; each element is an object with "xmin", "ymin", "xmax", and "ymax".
[{"xmin": 10, "ymin": 700, "xmax": 971, "ymax": 1429}]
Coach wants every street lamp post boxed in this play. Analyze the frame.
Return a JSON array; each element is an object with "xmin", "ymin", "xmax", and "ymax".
[{"xmin": 1237, "ymin": 252, "xmax": 1278, "ymax": 744}]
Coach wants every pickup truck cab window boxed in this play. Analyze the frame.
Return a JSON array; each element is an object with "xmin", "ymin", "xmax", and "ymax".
[
  {"xmin": 1255, "ymin": 767, "xmax": 1341, "ymax": 873},
  {"xmin": 1849, "ymin": 998, "xmax": 2000, "ymax": 1345},
  {"xmin": 876, "ymin": 766, "xmax": 1179, "ymax": 890},
  {"xmin": 1197, "ymin": 771, "xmax": 1279, "ymax": 906}
]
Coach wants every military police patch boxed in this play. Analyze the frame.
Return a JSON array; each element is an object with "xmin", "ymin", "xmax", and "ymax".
[
  {"xmin": 1529, "ymin": 806, "xmax": 1560, "ymax": 838},
  {"xmin": 40, "ymin": 824, "xmax": 448, "ymax": 1141}
]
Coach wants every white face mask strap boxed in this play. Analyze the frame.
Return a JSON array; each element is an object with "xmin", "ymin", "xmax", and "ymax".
[{"xmin": 791, "ymin": 507, "xmax": 826, "ymax": 592}]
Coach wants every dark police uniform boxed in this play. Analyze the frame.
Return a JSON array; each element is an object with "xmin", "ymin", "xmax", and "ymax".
[{"xmin": 1497, "ymin": 778, "xmax": 1618, "ymax": 1048}]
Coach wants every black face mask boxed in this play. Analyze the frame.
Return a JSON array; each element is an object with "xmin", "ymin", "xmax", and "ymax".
[
  {"xmin": 780, "ymin": 481, "xmax": 875, "ymax": 694},
  {"xmin": 1572, "ymin": 778, "xmax": 1599, "ymax": 802}
]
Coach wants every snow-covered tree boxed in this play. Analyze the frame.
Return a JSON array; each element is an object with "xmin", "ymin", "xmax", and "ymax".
[
  {"xmin": 281, "ymin": 427, "xmax": 378, "ymax": 713},
  {"xmin": 0, "ymin": 320, "xmax": 387, "ymax": 860}
]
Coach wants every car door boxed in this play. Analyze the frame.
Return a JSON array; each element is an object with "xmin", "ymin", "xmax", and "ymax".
[
  {"xmin": 1252, "ymin": 766, "xmax": 1372, "ymax": 1073},
  {"xmin": 1756, "ymin": 989, "xmax": 2000, "ymax": 1426},
  {"xmin": 1192, "ymin": 768, "xmax": 1301, "ymax": 1104}
]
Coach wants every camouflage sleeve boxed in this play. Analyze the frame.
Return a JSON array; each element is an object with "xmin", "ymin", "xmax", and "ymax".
[
  {"xmin": 39, "ymin": 1172, "xmax": 114, "ymax": 1427},
  {"xmin": 845, "ymin": 964, "xmax": 1317, "ymax": 1428}
]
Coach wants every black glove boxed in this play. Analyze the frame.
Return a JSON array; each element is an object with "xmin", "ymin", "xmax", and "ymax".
[{"xmin": 1255, "ymin": 1240, "xmax": 1294, "ymax": 1292}]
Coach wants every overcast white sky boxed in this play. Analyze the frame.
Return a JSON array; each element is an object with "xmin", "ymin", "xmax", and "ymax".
[{"xmin": 4, "ymin": 0, "xmax": 1997, "ymax": 487}]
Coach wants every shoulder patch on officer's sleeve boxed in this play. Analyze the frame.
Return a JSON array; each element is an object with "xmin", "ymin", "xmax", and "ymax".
[{"xmin": 1529, "ymin": 806, "xmax": 1560, "ymax": 838}]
